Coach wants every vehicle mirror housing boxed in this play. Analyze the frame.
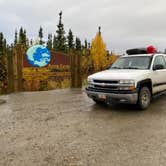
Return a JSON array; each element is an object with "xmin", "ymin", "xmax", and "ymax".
[
  {"xmin": 153, "ymin": 64, "xmax": 164, "ymax": 70},
  {"xmin": 106, "ymin": 65, "xmax": 112, "ymax": 70}
]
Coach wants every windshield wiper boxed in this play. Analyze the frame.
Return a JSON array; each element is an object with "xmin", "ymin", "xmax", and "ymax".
[
  {"xmin": 124, "ymin": 67, "xmax": 140, "ymax": 69},
  {"xmin": 111, "ymin": 67, "xmax": 122, "ymax": 69}
]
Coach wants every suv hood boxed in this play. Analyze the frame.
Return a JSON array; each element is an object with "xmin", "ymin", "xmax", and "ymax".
[{"xmin": 89, "ymin": 69, "xmax": 151, "ymax": 81}]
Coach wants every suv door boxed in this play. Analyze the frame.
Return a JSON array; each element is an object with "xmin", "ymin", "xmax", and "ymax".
[{"xmin": 152, "ymin": 55, "xmax": 166, "ymax": 93}]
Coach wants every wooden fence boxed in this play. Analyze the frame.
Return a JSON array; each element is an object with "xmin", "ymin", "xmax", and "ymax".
[
  {"xmin": 70, "ymin": 51, "xmax": 82, "ymax": 88},
  {"xmin": 2, "ymin": 46, "xmax": 85, "ymax": 93}
]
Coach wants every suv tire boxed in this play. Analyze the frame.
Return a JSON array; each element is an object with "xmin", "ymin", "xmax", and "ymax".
[{"xmin": 137, "ymin": 86, "xmax": 151, "ymax": 110}]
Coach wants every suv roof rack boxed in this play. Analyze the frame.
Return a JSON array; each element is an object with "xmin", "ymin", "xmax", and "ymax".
[
  {"xmin": 126, "ymin": 46, "xmax": 157, "ymax": 55},
  {"xmin": 126, "ymin": 48, "xmax": 147, "ymax": 55}
]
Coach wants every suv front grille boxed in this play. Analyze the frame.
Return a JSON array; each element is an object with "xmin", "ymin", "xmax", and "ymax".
[
  {"xmin": 94, "ymin": 84, "xmax": 118, "ymax": 90},
  {"xmin": 89, "ymin": 79, "xmax": 119, "ymax": 92},
  {"xmin": 93, "ymin": 79, "xmax": 119, "ymax": 84}
]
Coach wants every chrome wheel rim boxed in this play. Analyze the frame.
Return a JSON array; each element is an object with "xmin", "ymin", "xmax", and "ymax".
[{"xmin": 141, "ymin": 91, "xmax": 150, "ymax": 107}]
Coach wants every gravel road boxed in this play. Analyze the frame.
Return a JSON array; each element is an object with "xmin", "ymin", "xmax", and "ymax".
[{"xmin": 0, "ymin": 89, "xmax": 166, "ymax": 166}]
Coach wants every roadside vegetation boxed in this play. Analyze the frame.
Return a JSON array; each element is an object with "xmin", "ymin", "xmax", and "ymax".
[{"xmin": 0, "ymin": 12, "xmax": 118, "ymax": 94}]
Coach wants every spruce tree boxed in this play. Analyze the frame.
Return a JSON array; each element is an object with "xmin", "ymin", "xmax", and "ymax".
[
  {"xmin": 30, "ymin": 39, "xmax": 33, "ymax": 46},
  {"xmin": 47, "ymin": 33, "xmax": 53, "ymax": 50},
  {"xmin": 75, "ymin": 37, "xmax": 81, "ymax": 51},
  {"xmin": 53, "ymin": 35, "xmax": 57, "ymax": 50},
  {"xmin": 88, "ymin": 42, "xmax": 91, "ymax": 49},
  {"xmin": 0, "ymin": 33, "xmax": 6, "ymax": 54},
  {"xmin": 67, "ymin": 29, "xmax": 74, "ymax": 50},
  {"xmin": 0, "ymin": 33, "xmax": 7, "ymax": 94},
  {"xmin": 0, "ymin": 33, "xmax": 4, "ymax": 55},
  {"xmin": 14, "ymin": 29, "xmax": 18, "ymax": 45},
  {"xmin": 55, "ymin": 11, "xmax": 66, "ymax": 51},
  {"xmin": 19, "ymin": 27, "xmax": 24, "ymax": 44},
  {"xmin": 18, "ymin": 27, "xmax": 27, "ymax": 46},
  {"xmin": 3, "ymin": 38, "xmax": 7, "ymax": 54},
  {"xmin": 38, "ymin": 26, "xmax": 43, "ymax": 45},
  {"xmin": 84, "ymin": 39, "xmax": 88, "ymax": 49},
  {"xmin": 23, "ymin": 29, "xmax": 27, "ymax": 45},
  {"xmin": 26, "ymin": 38, "xmax": 29, "ymax": 48}
]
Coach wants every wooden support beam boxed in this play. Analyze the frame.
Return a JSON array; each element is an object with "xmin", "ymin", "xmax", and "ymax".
[
  {"xmin": 70, "ymin": 51, "xmax": 82, "ymax": 88},
  {"xmin": 7, "ymin": 49, "xmax": 14, "ymax": 93}
]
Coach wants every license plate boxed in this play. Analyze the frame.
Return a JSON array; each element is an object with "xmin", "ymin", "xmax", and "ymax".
[{"xmin": 98, "ymin": 94, "xmax": 106, "ymax": 100}]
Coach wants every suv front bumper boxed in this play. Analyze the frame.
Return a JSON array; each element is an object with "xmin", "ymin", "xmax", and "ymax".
[{"xmin": 86, "ymin": 88, "xmax": 138, "ymax": 104}]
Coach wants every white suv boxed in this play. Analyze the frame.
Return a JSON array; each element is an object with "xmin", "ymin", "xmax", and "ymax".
[{"xmin": 86, "ymin": 52, "xmax": 166, "ymax": 110}]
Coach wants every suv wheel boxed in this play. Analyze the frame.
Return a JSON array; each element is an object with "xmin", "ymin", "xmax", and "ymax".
[{"xmin": 137, "ymin": 87, "xmax": 151, "ymax": 110}]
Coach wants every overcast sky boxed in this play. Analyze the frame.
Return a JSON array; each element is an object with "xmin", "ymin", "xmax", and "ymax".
[{"xmin": 0, "ymin": 0, "xmax": 166, "ymax": 54}]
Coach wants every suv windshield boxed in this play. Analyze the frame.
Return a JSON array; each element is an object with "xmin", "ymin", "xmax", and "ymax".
[{"xmin": 110, "ymin": 56, "xmax": 152, "ymax": 70}]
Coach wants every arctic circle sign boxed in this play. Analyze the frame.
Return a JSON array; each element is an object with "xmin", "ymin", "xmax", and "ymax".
[{"xmin": 26, "ymin": 45, "xmax": 51, "ymax": 67}]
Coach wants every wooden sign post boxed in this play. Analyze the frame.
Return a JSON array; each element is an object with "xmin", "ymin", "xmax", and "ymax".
[{"xmin": 70, "ymin": 51, "xmax": 82, "ymax": 88}]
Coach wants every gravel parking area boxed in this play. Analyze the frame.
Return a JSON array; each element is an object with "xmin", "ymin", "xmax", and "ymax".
[{"xmin": 0, "ymin": 89, "xmax": 166, "ymax": 166}]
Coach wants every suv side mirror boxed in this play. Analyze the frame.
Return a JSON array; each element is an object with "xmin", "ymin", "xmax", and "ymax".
[
  {"xmin": 106, "ymin": 65, "xmax": 111, "ymax": 70},
  {"xmin": 153, "ymin": 64, "xmax": 164, "ymax": 70}
]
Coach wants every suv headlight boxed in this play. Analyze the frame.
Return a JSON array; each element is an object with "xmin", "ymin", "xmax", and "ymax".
[
  {"xmin": 119, "ymin": 80, "xmax": 135, "ymax": 91},
  {"xmin": 87, "ymin": 77, "xmax": 93, "ymax": 84},
  {"xmin": 119, "ymin": 80, "xmax": 135, "ymax": 84}
]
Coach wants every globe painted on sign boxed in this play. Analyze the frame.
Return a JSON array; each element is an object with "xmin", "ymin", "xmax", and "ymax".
[{"xmin": 26, "ymin": 45, "xmax": 51, "ymax": 67}]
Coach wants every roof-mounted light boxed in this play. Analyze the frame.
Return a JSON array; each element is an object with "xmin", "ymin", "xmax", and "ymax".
[
  {"xmin": 126, "ymin": 46, "xmax": 157, "ymax": 55},
  {"xmin": 146, "ymin": 45, "xmax": 157, "ymax": 54}
]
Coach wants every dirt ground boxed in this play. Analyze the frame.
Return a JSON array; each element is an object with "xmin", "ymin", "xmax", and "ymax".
[{"xmin": 0, "ymin": 89, "xmax": 166, "ymax": 166}]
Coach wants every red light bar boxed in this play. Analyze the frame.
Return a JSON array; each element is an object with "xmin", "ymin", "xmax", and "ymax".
[{"xmin": 146, "ymin": 45, "xmax": 157, "ymax": 54}]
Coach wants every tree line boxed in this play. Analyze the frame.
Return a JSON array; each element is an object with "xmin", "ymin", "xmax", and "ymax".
[
  {"xmin": 0, "ymin": 11, "xmax": 90, "ymax": 94},
  {"xmin": 12, "ymin": 11, "xmax": 90, "ymax": 53},
  {"xmin": 0, "ymin": 11, "xmax": 118, "ymax": 94}
]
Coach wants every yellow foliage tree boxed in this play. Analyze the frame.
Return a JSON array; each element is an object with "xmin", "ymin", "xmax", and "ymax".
[{"xmin": 90, "ymin": 27, "xmax": 108, "ymax": 71}]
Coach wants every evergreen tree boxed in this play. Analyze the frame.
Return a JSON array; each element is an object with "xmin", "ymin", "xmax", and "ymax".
[
  {"xmin": 30, "ymin": 39, "xmax": 33, "ymax": 46},
  {"xmin": 19, "ymin": 27, "xmax": 24, "ymax": 44},
  {"xmin": 84, "ymin": 39, "xmax": 88, "ymax": 49},
  {"xmin": 0, "ymin": 32, "xmax": 4, "ymax": 54},
  {"xmin": 38, "ymin": 26, "xmax": 44, "ymax": 45},
  {"xmin": 75, "ymin": 37, "xmax": 81, "ymax": 51},
  {"xmin": 3, "ymin": 38, "xmax": 7, "ymax": 54},
  {"xmin": 0, "ymin": 33, "xmax": 7, "ymax": 94},
  {"xmin": 26, "ymin": 38, "xmax": 29, "ymax": 48},
  {"xmin": 55, "ymin": 11, "xmax": 66, "ymax": 51},
  {"xmin": 14, "ymin": 29, "xmax": 18, "ymax": 45},
  {"xmin": 67, "ymin": 29, "xmax": 74, "ymax": 50},
  {"xmin": 23, "ymin": 29, "xmax": 27, "ymax": 45},
  {"xmin": 88, "ymin": 42, "xmax": 91, "ymax": 49},
  {"xmin": 53, "ymin": 35, "xmax": 57, "ymax": 50},
  {"xmin": 47, "ymin": 33, "xmax": 53, "ymax": 50},
  {"xmin": 18, "ymin": 27, "xmax": 27, "ymax": 46},
  {"xmin": 0, "ymin": 33, "xmax": 6, "ymax": 54}
]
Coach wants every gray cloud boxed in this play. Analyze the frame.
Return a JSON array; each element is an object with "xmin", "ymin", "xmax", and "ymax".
[{"xmin": 0, "ymin": 0, "xmax": 166, "ymax": 53}]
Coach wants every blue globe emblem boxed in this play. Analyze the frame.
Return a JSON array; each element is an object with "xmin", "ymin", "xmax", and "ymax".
[{"xmin": 26, "ymin": 45, "xmax": 51, "ymax": 67}]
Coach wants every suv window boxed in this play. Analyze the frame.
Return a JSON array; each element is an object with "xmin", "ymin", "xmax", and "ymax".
[
  {"xmin": 164, "ymin": 56, "xmax": 166, "ymax": 63},
  {"xmin": 153, "ymin": 55, "xmax": 166, "ymax": 69},
  {"xmin": 110, "ymin": 56, "xmax": 152, "ymax": 70}
]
